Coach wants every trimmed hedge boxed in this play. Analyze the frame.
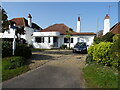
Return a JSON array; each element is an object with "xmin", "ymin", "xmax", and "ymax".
[
  {"xmin": 2, "ymin": 56, "xmax": 26, "ymax": 70},
  {"xmin": 2, "ymin": 41, "xmax": 32, "ymax": 59}
]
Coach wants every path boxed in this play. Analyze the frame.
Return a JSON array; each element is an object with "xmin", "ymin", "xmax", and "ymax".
[{"xmin": 3, "ymin": 50, "xmax": 86, "ymax": 88}]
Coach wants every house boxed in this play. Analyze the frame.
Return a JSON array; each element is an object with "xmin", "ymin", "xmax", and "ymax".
[
  {"xmin": 32, "ymin": 17, "xmax": 96, "ymax": 49},
  {"xmin": 110, "ymin": 22, "xmax": 120, "ymax": 34},
  {"xmin": 0, "ymin": 14, "xmax": 42, "ymax": 45},
  {"xmin": 98, "ymin": 14, "xmax": 119, "ymax": 37}
]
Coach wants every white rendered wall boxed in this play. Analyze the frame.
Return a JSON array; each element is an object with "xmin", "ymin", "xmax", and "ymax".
[
  {"xmin": 32, "ymin": 36, "xmax": 55, "ymax": 49},
  {"xmin": 33, "ymin": 32, "xmax": 60, "ymax": 37},
  {"xmin": 103, "ymin": 19, "xmax": 110, "ymax": 35},
  {"xmin": 63, "ymin": 35, "xmax": 95, "ymax": 48},
  {"xmin": 24, "ymin": 27, "xmax": 34, "ymax": 45}
]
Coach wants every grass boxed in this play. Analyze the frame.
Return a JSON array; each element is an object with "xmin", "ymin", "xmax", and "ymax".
[
  {"xmin": 2, "ymin": 56, "xmax": 30, "ymax": 81},
  {"xmin": 2, "ymin": 65, "xmax": 29, "ymax": 81},
  {"xmin": 83, "ymin": 63, "xmax": 118, "ymax": 88}
]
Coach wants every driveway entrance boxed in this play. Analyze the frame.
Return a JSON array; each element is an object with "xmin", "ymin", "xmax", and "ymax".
[{"xmin": 3, "ymin": 50, "xmax": 86, "ymax": 88}]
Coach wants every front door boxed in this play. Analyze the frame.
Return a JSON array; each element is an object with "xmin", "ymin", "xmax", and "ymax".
[{"xmin": 53, "ymin": 37, "xmax": 58, "ymax": 47}]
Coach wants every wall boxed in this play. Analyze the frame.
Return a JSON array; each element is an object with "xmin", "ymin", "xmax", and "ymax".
[{"xmin": 21, "ymin": 27, "xmax": 34, "ymax": 45}]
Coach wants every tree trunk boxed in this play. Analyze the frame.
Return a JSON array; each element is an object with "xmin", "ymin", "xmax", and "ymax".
[{"xmin": 69, "ymin": 38, "xmax": 71, "ymax": 49}]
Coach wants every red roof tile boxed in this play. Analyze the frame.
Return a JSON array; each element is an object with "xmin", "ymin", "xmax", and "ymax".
[
  {"xmin": 9, "ymin": 18, "xmax": 41, "ymax": 30},
  {"xmin": 110, "ymin": 22, "xmax": 120, "ymax": 34},
  {"xmin": 40, "ymin": 24, "xmax": 96, "ymax": 35}
]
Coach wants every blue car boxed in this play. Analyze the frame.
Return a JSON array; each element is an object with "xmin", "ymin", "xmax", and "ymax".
[{"xmin": 73, "ymin": 42, "xmax": 88, "ymax": 53}]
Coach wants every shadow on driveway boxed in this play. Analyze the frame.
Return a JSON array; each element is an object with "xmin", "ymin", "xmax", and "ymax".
[{"xmin": 31, "ymin": 54, "xmax": 55, "ymax": 61}]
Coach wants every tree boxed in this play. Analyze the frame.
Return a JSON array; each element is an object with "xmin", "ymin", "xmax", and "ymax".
[
  {"xmin": 66, "ymin": 28, "xmax": 73, "ymax": 49},
  {"xmin": 0, "ymin": 6, "xmax": 9, "ymax": 32}
]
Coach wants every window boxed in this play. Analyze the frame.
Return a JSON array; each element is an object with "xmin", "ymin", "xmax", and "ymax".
[
  {"xmin": 48, "ymin": 37, "xmax": 50, "ymax": 43},
  {"xmin": 35, "ymin": 37, "xmax": 44, "ymax": 43},
  {"xmin": 71, "ymin": 38, "xmax": 73, "ymax": 43},
  {"xmin": 64, "ymin": 38, "xmax": 69, "ymax": 43},
  {"xmin": 64, "ymin": 38, "xmax": 73, "ymax": 43}
]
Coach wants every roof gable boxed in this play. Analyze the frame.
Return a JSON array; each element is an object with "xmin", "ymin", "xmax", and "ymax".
[{"xmin": 10, "ymin": 18, "xmax": 41, "ymax": 30}]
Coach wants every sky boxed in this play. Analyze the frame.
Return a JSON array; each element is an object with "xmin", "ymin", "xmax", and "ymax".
[{"xmin": 2, "ymin": 2, "xmax": 118, "ymax": 33}]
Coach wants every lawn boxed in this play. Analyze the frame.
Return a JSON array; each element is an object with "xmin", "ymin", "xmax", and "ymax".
[
  {"xmin": 83, "ymin": 63, "xmax": 118, "ymax": 88},
  {"xmin": 2, "ymin": 56, "xmax": 30, "ymax": 81},
  {"xmin": 2, "ymin": 65, "xmax": 29, "ymax": 81}
]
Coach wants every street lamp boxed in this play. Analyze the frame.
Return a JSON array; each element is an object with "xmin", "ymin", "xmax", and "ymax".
[{"xmin": 11, "ymin": 24, "xmax": 17, "ymax": 56}]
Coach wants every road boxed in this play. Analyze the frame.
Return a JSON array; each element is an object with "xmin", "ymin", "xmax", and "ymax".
[{"xmin": 3, "ymin": 50, "xmax": 86, "ymax": 88}]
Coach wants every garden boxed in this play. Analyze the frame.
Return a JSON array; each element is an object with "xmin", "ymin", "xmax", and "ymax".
[
  {"xmin": 2, "ymin": 41, "xmax": 32, "ymax": 81},
  {"xmin": 83, "ymin": 32, "xmax": 119, "ymax": 88}
]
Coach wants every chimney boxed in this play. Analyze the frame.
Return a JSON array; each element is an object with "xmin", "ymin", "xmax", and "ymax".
[
  {"xmin": 28, "ymin": 14, "xmax": 32, "ymax": 27},
  {"xmin": 76, "ymin": 16, "xmax": 81, "ymax": 33},
  {"xmin": 103, "ymin": 14, "xmax": 110, "ymax": 35}
]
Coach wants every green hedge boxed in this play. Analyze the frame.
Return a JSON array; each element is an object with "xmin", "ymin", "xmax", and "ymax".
[
  {"xmin": 94, "ymin": 32, "xmax": 115, "ymax": 44},
  {"xmin": 15, "ymin": 43, "xmax": 32, "ymax": 59},
  {"xmin": 93, "ymin": 42, "xmax": 113, "ymax": 65},
  {"xmin": 2, "ymin": 56, "xmax": 26, "ymax": 70},
  {"xmin": 2, "ymin": 41, "xmax": 12, "ymax": 57},
  {"xmin": 2, "ymin": 41, "xmax": 32, "ymax": 59},
  {"xmin": 87, "ymin": 42, "xmax": 119, "ymax": 69}
]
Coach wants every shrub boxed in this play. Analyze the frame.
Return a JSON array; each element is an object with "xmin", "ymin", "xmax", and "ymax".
[
  {"xmin": 94, "ymin": 32, "xmax": 115, "ymax": 44},
  {"xmin": 102, "ymin": 32, "xmax": 115, "ymax": 42},
  {"xmin": 94, "ymin": 36, "xmax": 102, "ymax": 44},
  {"xmin": 86, "ymin": 54, "xmax": 94, "ymax": 64},
  {"xmin": 109, "ymin": 34, "xmax": 120, "ymax": 69},
  {"xmin": 60, "ymin": 44, "xmax": 67, "ymax": 49},
  {"xmin": 92, "ymin": 42, "xmax": 113, "ymax": 66},
  {"xmin": 2, "ymin": 41, "xmax": 12, "ymax": 58},
  {"xmin": 15, "ymin": 43, "xmax": 32, "ymax": 59},
  {"xmin": 2, "ymin": 41, "xmax": 32, "ymax": 59},
  {"xmin": 2, "ymin": 56, "xmax": 26, "ymax": 70}
]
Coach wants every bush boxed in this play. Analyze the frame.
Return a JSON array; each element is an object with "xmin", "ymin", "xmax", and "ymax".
[
  {"xmin": 94, "ymin": 36, "xmax": 102, "ymax": 44},
  {"xmin": 2, "ymin": 56, "xmax": 26, "ymax": 70},
  {"xmin": 2, "ymin": 41, "xmax": 32, "ymax": 59},
  {"xmin": 15, "ymin": 43, "xmax": 32, "ymax": 59},
  {"xmin": 102, "ymin": 32, "xmax": 115, "ymax": 42},
  {"xmin": 94, "ymin": 32, "xmax": 115, "ymax": 44},
  {"xmin": 86, "ymin": 54, "xmax": 94, "ymax": 64},
  {"xmin": 88, "ymin": 42, "xmax": 113, "ymax": 66},
  {"xmin": 60, "ymin": 44, "xmax": 67, "ymax": 49},
  {"xmin": 109, "ymin": 34, "xmax": 120, "ymax": 69},
  {"xmin": 2, "ymin": 41, "xmax": 12, "ymax": 57}
]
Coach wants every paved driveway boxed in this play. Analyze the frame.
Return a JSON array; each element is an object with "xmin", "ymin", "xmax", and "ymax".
[{"xmin": 3, "ymin": 50, "xmax": 86, "ymax": 88}]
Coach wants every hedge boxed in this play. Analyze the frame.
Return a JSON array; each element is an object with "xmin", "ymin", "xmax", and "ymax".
[
  {"xmin": 2, "ymin": 41, "xmax": 32, "ymax": 59},
  {"xmin": 87, "ymin": 42, "xmax": 119, "ymax": 69}
]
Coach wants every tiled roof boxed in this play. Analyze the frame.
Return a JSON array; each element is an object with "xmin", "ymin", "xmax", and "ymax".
[
  {"xmin": 110, "ymin": 22, "xmax": 120, "ymax": 34},
  {"xmin": 40, "ymin": 24, "xmax": 96, "ymax": 35},
  {"xmin": 9, "ymin": 18, "xmax": 41, "ymax": 30}
]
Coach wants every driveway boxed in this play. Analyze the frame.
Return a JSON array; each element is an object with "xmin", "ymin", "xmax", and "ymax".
[{"xmin": 3, "ymin": 50, "xmax": 87, "ymax": 88}]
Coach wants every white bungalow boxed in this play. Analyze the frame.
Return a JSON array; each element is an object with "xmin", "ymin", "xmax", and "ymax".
[
  {"xmin": 32, "ymin": 17, "xmax": 96, "ymax": 49},
  {"xmin": 0, "ymin": 14, "xmax": 42, "ymax": 45}
]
